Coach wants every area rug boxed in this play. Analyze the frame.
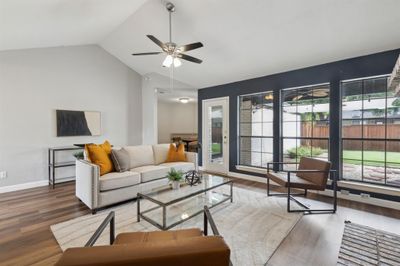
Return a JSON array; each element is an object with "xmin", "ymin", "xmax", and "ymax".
[
  {"xmin": 337, "ymin": 221, "xmax": 400, "ymax": 266},
  {"xmin": 51, "ymin": 186, "xmax": 302, "ymax": 266}
]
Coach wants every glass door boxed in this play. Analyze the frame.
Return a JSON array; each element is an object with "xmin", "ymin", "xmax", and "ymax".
[{"xmin": 202, "ymin": 97, "xmax": 229, "ymax": 174}]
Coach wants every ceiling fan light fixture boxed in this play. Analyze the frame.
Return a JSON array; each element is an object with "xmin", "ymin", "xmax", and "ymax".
[
  {"xmin": 131, "ymin": 2, "xmax": 204, "ymax": 66},
  {"xmin": 179, "ymin": 97, "xmax": 189, "ymax": 104},
  {"xmin": 173, "ymin": 57, "xmax": 182, "ymax": 67},
  {"xmin": 163, "ymin": 55, "xmax": 173, "ymax": 67},
  {"xmin": 264, "ymin": 94, "xmax": 273, "ymax": 100}
]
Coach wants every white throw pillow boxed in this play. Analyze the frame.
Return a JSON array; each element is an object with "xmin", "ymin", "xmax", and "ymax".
[{"xmin": 152, "ymin": 143, "xmax": 171, "ymax": 165}]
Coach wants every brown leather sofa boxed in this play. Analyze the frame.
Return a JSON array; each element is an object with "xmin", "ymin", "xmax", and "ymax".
[
  {"xmin": 266, "ymin": 157, "xmax": 337, "ymax": 214},
  {"xmin": 55, "ymin": 207, "xmax": 231, "ymax": 266}
]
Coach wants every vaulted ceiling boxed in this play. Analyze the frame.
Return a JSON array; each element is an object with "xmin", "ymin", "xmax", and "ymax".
[
  {"xmin": 2, "ymin": 0, "xmax": 400, "ymax": 88},
  {"xmin": 0, "ymin": 0, "xmax": 147, "ymax": 50}
]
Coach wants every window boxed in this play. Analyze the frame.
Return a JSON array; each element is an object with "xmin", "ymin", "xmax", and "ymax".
[
  {"xmin": 281, "ymin": 84, "xmax": 330, "ymax": 168},
  {"xmin": 239, "ymin": 91, "xmax": 273, "ymax": 167},
  {"xmin": 341, "ymin": 76, "xmax": 400, "ymax": 187}
]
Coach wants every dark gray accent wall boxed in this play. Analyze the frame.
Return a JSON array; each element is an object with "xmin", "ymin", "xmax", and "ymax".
[{"xmin": 198, "ymin": 48, "xmax": 400, "ymax": 182}]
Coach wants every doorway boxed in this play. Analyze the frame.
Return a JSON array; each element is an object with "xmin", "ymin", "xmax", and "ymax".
[{"xmin": 202, "ymin": 97, "xmax": 229, "ymax": 174}]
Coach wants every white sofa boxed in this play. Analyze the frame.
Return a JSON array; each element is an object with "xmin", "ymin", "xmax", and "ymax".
[{"xmin": 76, "ymin": 143, "xmax": 197, "ymax": 213}]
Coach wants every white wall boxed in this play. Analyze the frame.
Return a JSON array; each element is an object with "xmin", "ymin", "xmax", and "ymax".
[
  {"xmin": 282, "ymin": 112, "xmax": 301, "ymax": 152},
  {"xmin": 141, "ymin": 76, "xmax": 158, "ymax": 145},
  {"xmin": 158, "ymin": 101, "xmax": 198, "ymax": 144},
  {"xmin": 0, "ymin": 45, "xmax": 142, "ymax": 187},
  {"xmin": 141, "ymin": 73, "xmax": 195, "ymax": 145}
]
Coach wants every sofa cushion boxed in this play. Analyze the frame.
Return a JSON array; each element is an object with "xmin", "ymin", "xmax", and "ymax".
[
  {"xmin": 110, "ymin": 148, "xmax": 130, "ymax": 172},
  {"xmin": 124, "ymin": 145, "xmax": 154, "ymax": 168},
  {"xmin": 160, "ymin": 162, "xmax": 195, "ymax": 173},
  {"xmin": 130, "ymin": 165, "xmax": 169, "ymax": 183},
  {"xmin": 99, "ymin": 171, "xmax": 140, "ymax": 191},
  {"xmin": 153, "ymin": 143, "xmax": 170, "ymax": 165}
]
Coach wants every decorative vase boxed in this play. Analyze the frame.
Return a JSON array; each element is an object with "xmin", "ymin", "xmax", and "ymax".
[{"xmin": 172, "ymin": 181, "xmax": 180, "ymax": 190}]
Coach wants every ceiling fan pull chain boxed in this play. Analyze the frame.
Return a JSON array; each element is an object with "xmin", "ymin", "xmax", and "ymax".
[
  {"xmin": 170, "ymin": 66, "xmax": 174, "ymax": 91},
  {"xmin": 169, "ymin": 9, "xmax": 172, "ymax": 43}
]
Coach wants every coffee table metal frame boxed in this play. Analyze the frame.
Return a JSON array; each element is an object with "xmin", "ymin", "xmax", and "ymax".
[{"xmin": 137, "ymin": 178, "xmax": 233, "ymax": 230}]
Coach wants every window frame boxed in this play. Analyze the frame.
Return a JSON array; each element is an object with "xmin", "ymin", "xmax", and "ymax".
[
  {"xmin": 340, "ymin": 75, "xmax": 400, "ymax": 187},
  {"xmin": 280, "ymin": 83, "xmax": 331, "ymax": 164},
  {"xmin": 238, "ymin": 91, "xmax": 274, "ymax": 168}
]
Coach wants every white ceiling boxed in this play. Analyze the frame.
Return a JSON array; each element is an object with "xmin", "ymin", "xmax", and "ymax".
[
  {"xmin": 1, "ymin": 0, "xmax": 400, "ymax": 89},
  {"xmin": 0, "ymin": 0, "xmax": 147, "ymax": 51},
  {"xmin": 100, "ymin": 0, "xmax": 400, "ymax": 88},
  {"xmin": 144, "ymin": 72, "xmax": 197, "ymax": 103},
  {"xmin": 157, "ymin": 87, "xmax": 197, "ymax": 103}
]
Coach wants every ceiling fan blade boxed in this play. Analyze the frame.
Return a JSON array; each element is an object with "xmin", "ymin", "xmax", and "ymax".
[
  {"xmin": 177, "ymin": 42, "xmax": 203, "ymax": 52},
  {"xmin": 146, "ymin": 35, "xmax": 166, "ymax": 50},
  {"xmin": 177, "ymin": 53, "xmax": 203, "ymax": 64},
  {"xmin": 292, "ymin": 95, "xmax": 304, "ymax": 101},
  {"xmin": 132, "ymin": 52, "xmax": 162, "ymax": 56}
]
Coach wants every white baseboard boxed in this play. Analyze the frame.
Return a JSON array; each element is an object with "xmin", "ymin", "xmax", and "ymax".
[
  {"xmin": 227, "ymin": 170, "xmax": 400, "ymax": 211},
  {"xmin": 337, "ymin": 181, "xmax": 400, "ymax": 197},
  {"xmin": 0, "ymin": 180, "xmax": 48, "ymax": 194},
  {"xmin": 317, "ymin": 189, "xmax": 400, "ymax": 211}
]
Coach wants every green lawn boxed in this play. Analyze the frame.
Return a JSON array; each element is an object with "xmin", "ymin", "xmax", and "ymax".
[
  {"xmin": 212, "ymin": 143, "xmax": 222, "ymax": 154},
  {"xmin": 343, "ymin": 150, "xmax": 400, "ymax": 166}
]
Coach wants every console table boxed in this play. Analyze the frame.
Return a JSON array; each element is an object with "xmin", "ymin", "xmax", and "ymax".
[{"xmin": 48, "ymin": 146, "xmax": 82, "ymax": 188}]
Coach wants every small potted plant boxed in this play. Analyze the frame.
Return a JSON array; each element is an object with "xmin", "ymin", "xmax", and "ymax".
[
  {"xmin": 73, "ymin": 151, "xmax": 84, "ymax": 160},
  {"xmin": 167, "ymin": 168, "xmax": 184, "ymax": 190}
]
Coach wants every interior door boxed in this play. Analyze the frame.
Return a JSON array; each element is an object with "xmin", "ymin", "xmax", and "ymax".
[{"xmin": 202, "ymin": 97, "xmax": 229, "ymax": 174}]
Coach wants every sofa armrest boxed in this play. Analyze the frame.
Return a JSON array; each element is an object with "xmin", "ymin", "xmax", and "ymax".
[
  {"xmin": 75, "ymin": 159, "xmax": 100, "ymax": 210},
  {"xmin": 185, "ymin": 152, "xmax": 198, "ymax": 170}
]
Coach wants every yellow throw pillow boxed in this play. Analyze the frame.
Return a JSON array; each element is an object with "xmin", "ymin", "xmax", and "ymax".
[
  {"xmin": 99, "ymin": 140, "xmax": 112, "ymax": 155},
  {"xmin": 165, "ymin": 143, "xmax": 186, "ymax": 162},
  {"xmin": 85, "ymin": 140, "xmax": 114, "ymax": 175}
]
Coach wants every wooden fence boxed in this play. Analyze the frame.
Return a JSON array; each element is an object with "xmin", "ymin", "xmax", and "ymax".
[
  {"xmin": 301, "ymin": 124, "xmax": 400, "ymax": 152},
  {"xmin": 211, "ymin": 127, "xmax": 222, "ymax": 144}
]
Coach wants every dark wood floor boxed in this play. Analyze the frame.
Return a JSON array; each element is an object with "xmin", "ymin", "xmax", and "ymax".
[{"xmin": 1, "ymin": 179, "xmax": 399, "ymax": 266}]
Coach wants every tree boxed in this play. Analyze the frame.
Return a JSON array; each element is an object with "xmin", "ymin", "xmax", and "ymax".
[{"xmin": 392, "ymin": 98, "xmax": 400, "ymax": 107}]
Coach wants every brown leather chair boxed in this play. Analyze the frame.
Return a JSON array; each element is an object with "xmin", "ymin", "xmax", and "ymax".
[
  {"xmin": 266, "ymin": 157, "xmax": 337, "ymax": 214},
  {"xmin": 55, "ymin": 206, "xmax": 231, "ymax": 266}
]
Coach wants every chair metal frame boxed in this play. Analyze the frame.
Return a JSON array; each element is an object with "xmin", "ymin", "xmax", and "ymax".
[
  {"xmin": 203, "ymin": 205, "xmax": 233, "ymax": 266},
  {"xmin": 267, "ymin": 162, "xmax": 338, "ymax": 214},
  {"xmin": 85, "ymin": 211, "xmax": 115, "ymax": 247},
  {"xmin": 85, "ymin": 207, "xmax": 232, "ymax": 265}
]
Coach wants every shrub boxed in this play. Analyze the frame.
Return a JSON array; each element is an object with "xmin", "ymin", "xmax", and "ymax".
[{"xmin": 287, "ymin": 146, "xmax": 324, "ymax": 159}]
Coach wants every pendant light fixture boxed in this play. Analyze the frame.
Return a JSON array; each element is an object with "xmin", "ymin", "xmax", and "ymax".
[{"xmin": 179, "ymin": 97, "xmax": 189, "ymax": 103}]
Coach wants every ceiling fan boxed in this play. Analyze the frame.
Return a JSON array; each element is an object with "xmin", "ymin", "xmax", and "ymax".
[
  {"xmin": 292, "ymin": 88, "xmax": 329, "ymax": 101},
  {"xmin": 131, "ymin": 2, "xmax": 203, "ymax": 68}
]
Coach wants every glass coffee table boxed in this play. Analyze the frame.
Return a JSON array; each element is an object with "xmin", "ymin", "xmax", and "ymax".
[{"xmin": 137, "ymin": 174, "xmax": 233, "ymax": 230}]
